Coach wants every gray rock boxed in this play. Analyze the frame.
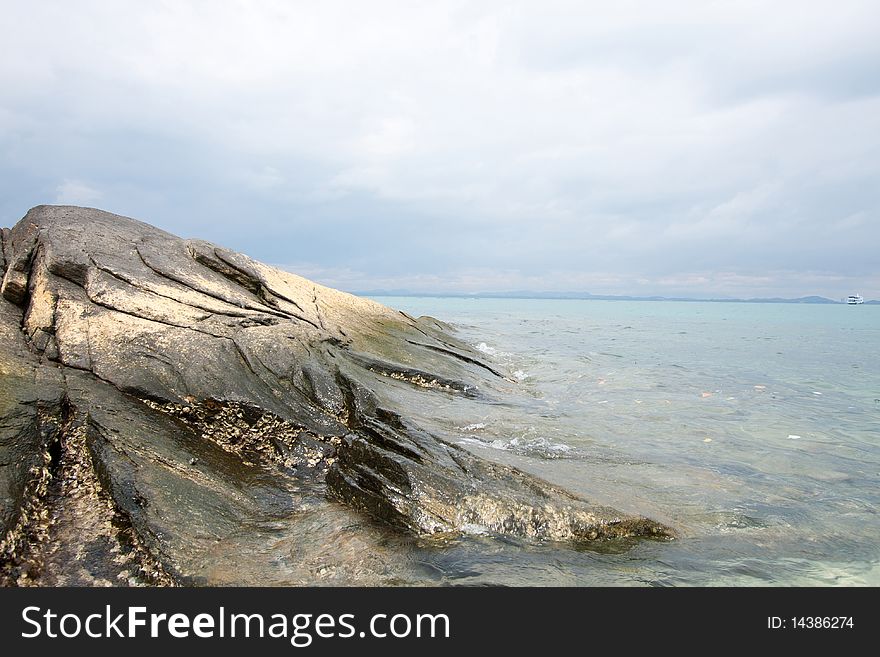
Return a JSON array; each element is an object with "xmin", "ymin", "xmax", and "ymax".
[
  {"xmin": 0, "ymin": 227, "xmax": 9, "ymax": 274},
  {"xmin": 0, "ymin": 205, "xmax": 671, "ymax": 586}
]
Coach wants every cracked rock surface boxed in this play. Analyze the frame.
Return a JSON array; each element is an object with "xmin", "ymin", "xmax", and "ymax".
[{"xmin": 0, "ymin": 205, "xmax": 671, "ymax": 586}]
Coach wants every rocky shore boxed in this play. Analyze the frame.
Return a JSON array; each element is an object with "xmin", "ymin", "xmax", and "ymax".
[{"xmin": 0, "ymin": 205, "xmax": 671, "ymax": 585}]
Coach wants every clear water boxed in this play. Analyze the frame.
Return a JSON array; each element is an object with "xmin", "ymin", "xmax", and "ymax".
[{"xmin": 367, "ymin": 297, "xmax": 880, "ymax": 586}]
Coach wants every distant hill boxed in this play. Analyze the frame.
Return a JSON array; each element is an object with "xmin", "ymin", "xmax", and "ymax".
[
  {"xmin": 354, "ymin": 290, "xmax": 869, "ymax": 304},
  {"xmin": 737, "ymin": 295, "xmax": 840, "ymax": 304}
]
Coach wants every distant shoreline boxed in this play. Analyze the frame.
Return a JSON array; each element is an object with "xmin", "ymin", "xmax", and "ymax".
[{"xmin": 357, "ymin": 292, "xmax": 878, "ymax": 305}]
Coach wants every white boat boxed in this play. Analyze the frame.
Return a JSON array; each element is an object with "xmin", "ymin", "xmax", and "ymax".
[{"xmin": 846, "ymin": 294, "xmax": 864, "ymax": 305}]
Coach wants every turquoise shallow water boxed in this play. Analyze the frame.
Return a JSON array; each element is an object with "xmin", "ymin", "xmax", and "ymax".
[{"xmin": 369, "ymin": 297, "xmax": 880, "ymax": 585}]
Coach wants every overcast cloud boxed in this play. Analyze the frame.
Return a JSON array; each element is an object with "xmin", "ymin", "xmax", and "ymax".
[{"xmin": 1, "ymin": 0, "xmax": 878, "ymax": 298}]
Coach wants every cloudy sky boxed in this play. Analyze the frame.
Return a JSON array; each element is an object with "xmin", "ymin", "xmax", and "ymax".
[{"xmin": 2, "ymin": 1, "xmax": 878, "ymax": 298}]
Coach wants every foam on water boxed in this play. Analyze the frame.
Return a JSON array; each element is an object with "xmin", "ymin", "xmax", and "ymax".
[
  {"xmin": 460, "ymin": 422, "xmax": 487, "ymax": 431},
  {"xmin": 475, "ymin": 342, "xmax": 497, "ymax": 356},
  {"xmin": 458, "ymin": 435, "xmax": 575, "ymax": 459}
]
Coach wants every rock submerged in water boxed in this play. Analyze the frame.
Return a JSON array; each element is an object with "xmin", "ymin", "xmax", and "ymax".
[{"xmin": 0, "ymin": 205, "xmax": 671, "ymax": 586}]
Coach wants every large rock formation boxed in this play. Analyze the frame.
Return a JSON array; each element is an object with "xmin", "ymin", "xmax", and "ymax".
[{"xmin": 0, "ymin": 205, "xmax": 671, "ymax": 585}]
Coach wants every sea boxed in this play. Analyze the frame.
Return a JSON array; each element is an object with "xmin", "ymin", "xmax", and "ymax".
[{"xmin": 365, "ymin": 297, "xmax": 880, "ymax": 586}]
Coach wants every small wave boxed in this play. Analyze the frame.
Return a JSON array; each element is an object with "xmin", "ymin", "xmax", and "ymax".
[
  {"xmin": 460, "ymin": 422, "xmax": 487, "ymax": 431},
  {"xmin": 474, "ymin": 341, "xmax": 512, "ymax": 358},
  {"xmin": 696, "ymin": 510, "xmax": 769, "ymax": 533},
  {"xmin": 473, "ymin": 342, "xmax": 529, "ymax": 383},
  {"xmin": 716, "ymin": 514, "xmax": 768, "ymax": 533},
  {"xmin": 457, "ymin": 436, "xmax": 575, "ymax": 460}
]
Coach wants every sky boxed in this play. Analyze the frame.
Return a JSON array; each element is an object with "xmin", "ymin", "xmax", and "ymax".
[{"xmin": 1, "ymin": 1, "xmax": 879, "ymax": 299}]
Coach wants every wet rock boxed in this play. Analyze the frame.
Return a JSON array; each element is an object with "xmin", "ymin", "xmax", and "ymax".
[{"xmin": 0, "ymin": 205, "xmax": 672, "ymax": 586}]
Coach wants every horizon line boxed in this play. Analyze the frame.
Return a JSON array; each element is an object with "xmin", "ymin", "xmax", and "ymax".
[{"xmin": 352, "ymin": 291, "xmax": 878, "ymax": 304}]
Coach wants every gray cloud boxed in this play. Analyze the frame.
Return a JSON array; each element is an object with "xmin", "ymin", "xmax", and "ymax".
[{"xmin": 1, "ymin": 0, "xmax": 878, "ymax": 298}]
